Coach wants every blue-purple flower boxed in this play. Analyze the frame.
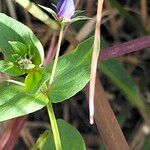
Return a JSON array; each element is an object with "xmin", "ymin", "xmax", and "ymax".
[
  {"xmin": 57, "ymin": 0, "xmax": 75, "ymax": 20},
  {"xmin": 39, "ymin": 0, "xmax": 88, "ymax": 25}
]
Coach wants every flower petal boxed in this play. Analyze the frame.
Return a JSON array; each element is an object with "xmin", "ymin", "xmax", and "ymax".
[
  {"xmin": 57, "ymin": 0, "xmax": 75, "ymax": 20},
  {"xmin": 57, "ymin": 0, "xmax": 65, "ymax": 11}
]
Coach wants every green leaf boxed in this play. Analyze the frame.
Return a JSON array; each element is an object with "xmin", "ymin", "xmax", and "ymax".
[
  {"xmin": 0, "ymin": 82, "xmax": 49, "ymax": 122},
  {"xmin": 46, "ymin": 37, "xmax": 93, "ymax": 103},
  {"xmin": 0, "ymin": 60, "xmax": 25, "ymax": 76},
  {"xmin": 33, "ymin": 119, "xmax": 86, "ymax": 150},
  {"xmin": 25, "ymin": 69, "xmax": 49, "ymax": 93},
  {"xmin": 0, "ymin": 13, "xmax": 44, "ymax": 66}
]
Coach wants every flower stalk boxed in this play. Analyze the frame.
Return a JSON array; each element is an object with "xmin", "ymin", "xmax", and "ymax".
[
  {"xmin": 47, "ymin": 24, "xmax": 65, "ymax": 150},
  {"xmin": 46, "ymin": 1, "xmax": 76, "ymax": 149},
  {"xmin": 49, "ymin": 24, "xmax": 64, "ymax": 85}
]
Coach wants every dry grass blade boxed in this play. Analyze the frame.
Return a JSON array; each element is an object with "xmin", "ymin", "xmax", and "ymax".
[{"xmin": 89, "ymin": 0, "xmax": 105, "ymax": 124}]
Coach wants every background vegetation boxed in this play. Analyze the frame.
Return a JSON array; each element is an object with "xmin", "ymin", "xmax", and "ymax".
[{"xmin": 0, "ymin": 0, "xmax": 150, "ymax": 149}]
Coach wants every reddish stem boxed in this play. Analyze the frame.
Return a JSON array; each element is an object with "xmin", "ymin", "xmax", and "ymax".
[{"xmin": 100, "ymin": 36, "xmax": 150, "ymax": 60}]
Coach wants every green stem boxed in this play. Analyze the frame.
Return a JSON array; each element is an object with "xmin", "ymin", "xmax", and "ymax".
[
  {"xmin": 47, "ymin": 100, "xmax": 62, "ymax": 150},
  {"xmin": 49, "ymin": 24, "xmax": 64, "ymax": 85},
  {"xmin": 46, "ymin": 24, "xmax": 64, "ymax": 150}
]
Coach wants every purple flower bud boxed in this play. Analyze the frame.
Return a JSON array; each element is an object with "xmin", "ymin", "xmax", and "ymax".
[{"xmin": 57, "ymin": 0, "xmax": 75, "ymax": 20}]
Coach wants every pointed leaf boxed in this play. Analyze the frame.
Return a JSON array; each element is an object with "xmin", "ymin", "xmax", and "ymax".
[{"xmin": 46, "ymin": 37, "xmax": 94, "ymax": 103}]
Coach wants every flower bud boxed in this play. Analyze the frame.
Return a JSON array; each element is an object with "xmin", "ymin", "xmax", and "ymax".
[{"xmin": 57, "ymin": 0, "xmax": 75, "ymax": 20}]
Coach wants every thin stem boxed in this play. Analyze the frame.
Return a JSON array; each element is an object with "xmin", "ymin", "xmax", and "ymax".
[
  {"xmin": 6, "ymin": 79, "xmax": 25, "ymax": 86},
  {"xmin": 46, "ymin": 24, "xmax": 64, "ymax": 150},
  {"xmin": 49, "ymin": 25, "xmax": 64, "ymax": 85},
  {"xmin": 0, "ymin": 78, "xmax": 25, "ymax": 86},
  {"xmin": 89, "ymin": 0, "xmax": 105, "ymax": 124},
  {"xmin": 47, "ymin": 100, "xmax": 62, "ymax": 150}
]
